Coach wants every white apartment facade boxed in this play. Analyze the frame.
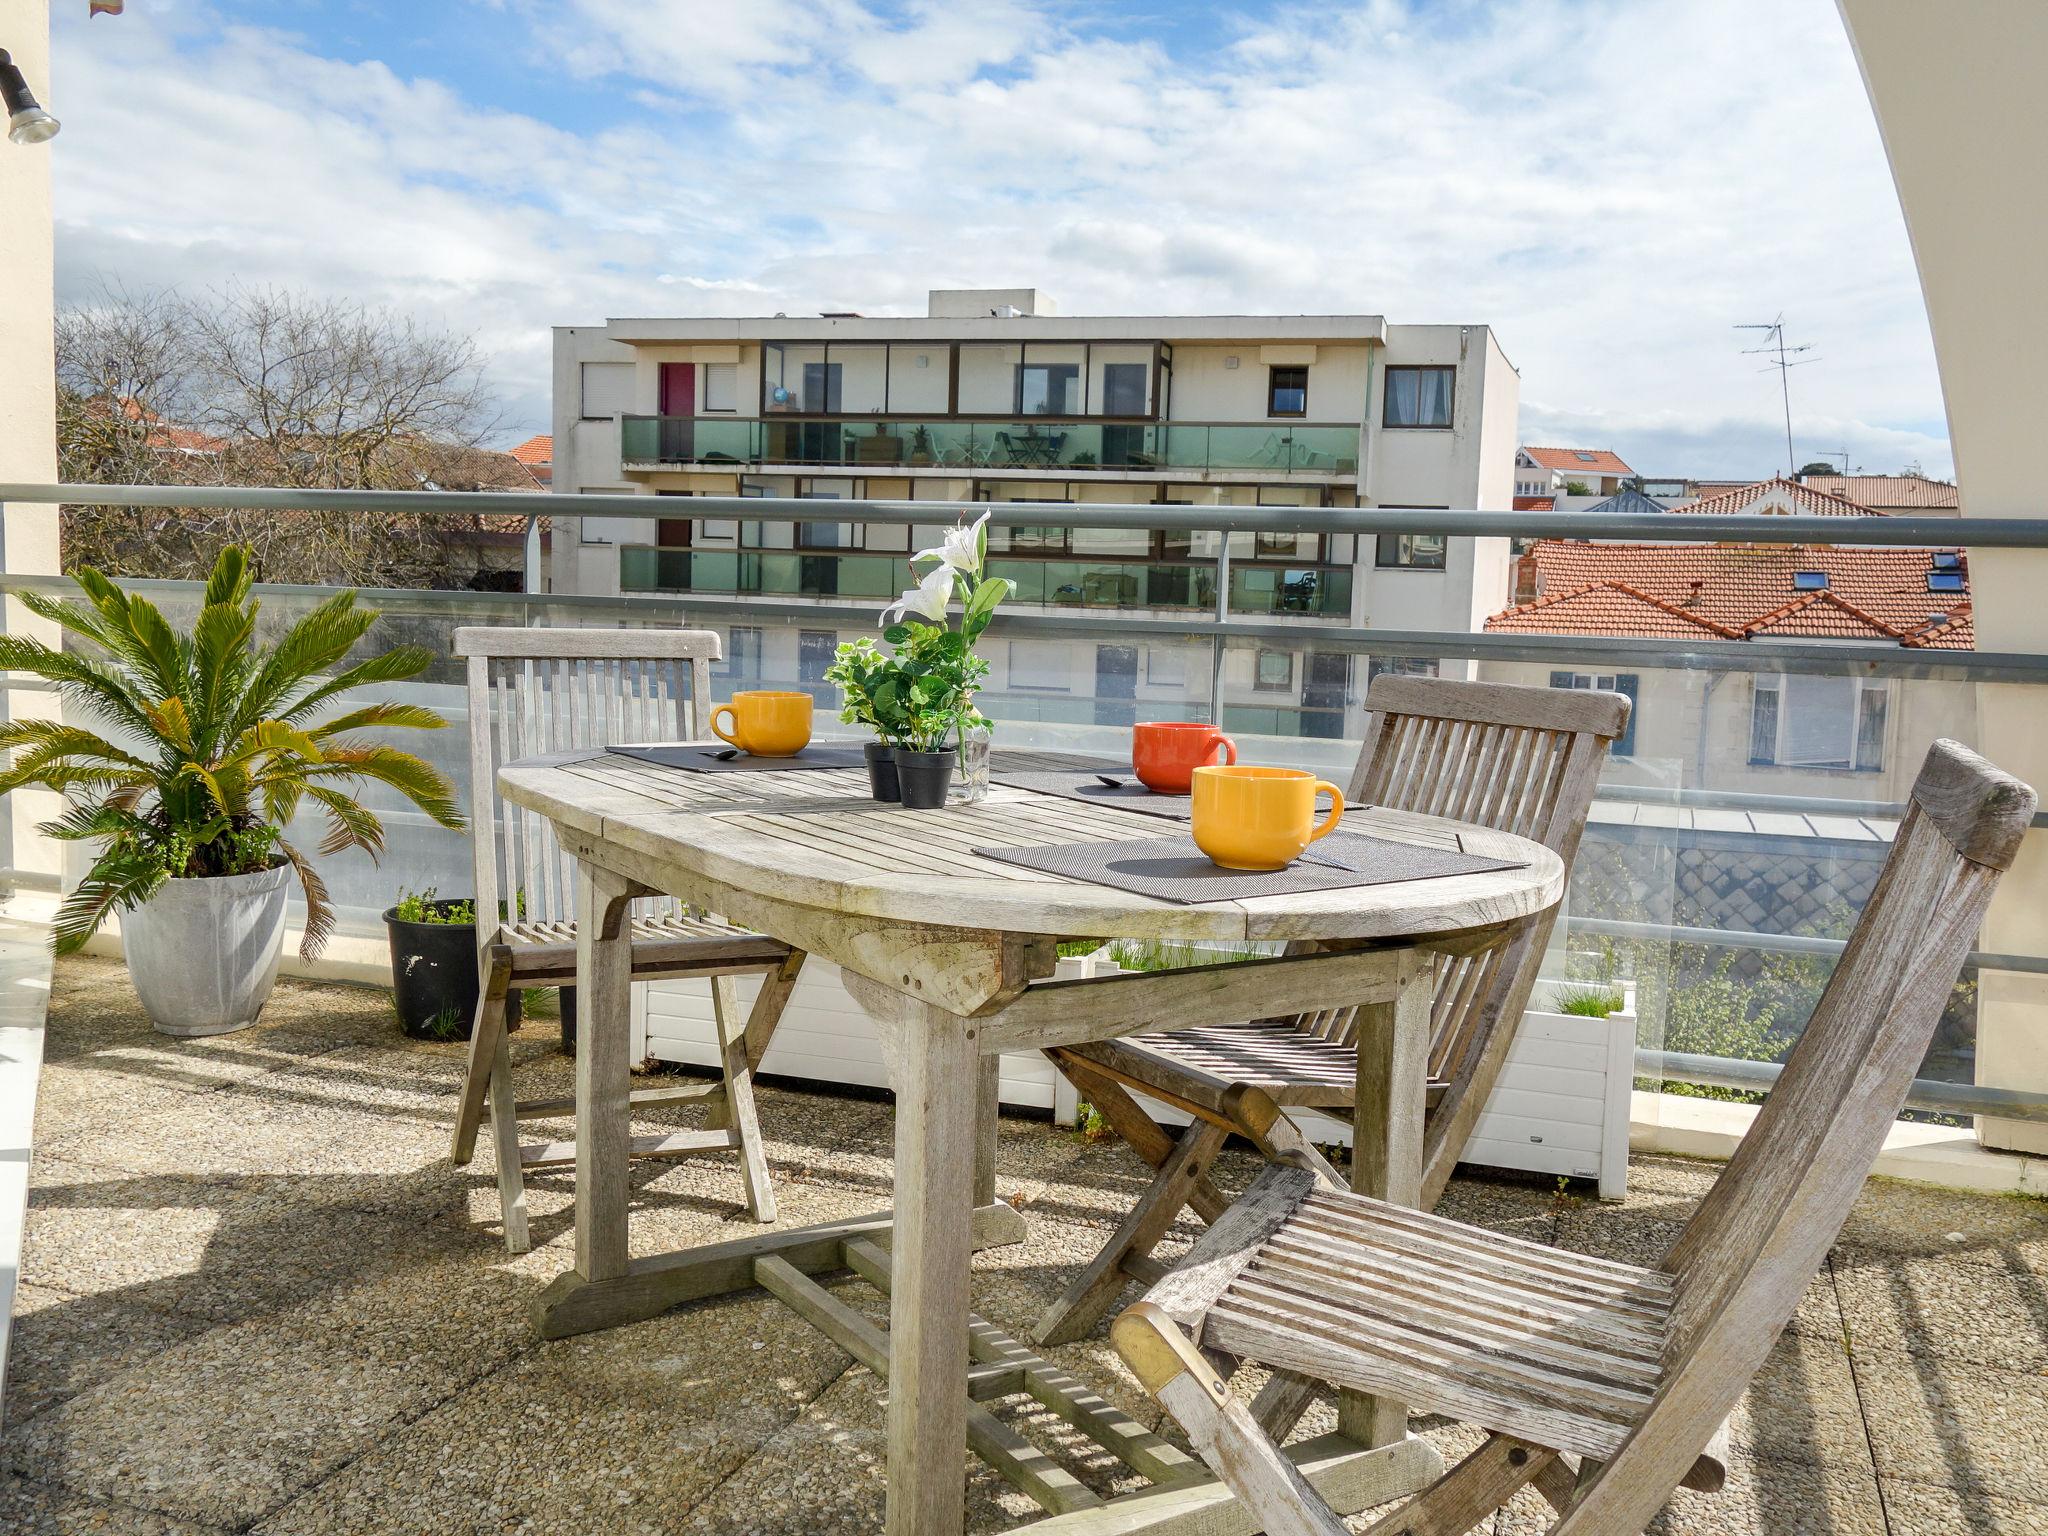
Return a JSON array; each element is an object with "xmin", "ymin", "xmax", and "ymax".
[{"xmin": 548, "ymin": 289, "xmax": 1518, "ymax": 739}]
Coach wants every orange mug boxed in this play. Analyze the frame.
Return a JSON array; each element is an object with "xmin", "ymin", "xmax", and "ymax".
[
  {"xmin": 1133, "ymin": 721, "xmax": 1237, "ymax": 794},
  {"xmin": 1190, "ymin": 765, "xmax": 1344, "ymax": 871},
  {"xmin": 710, "ymin": 690, "xmax": 813, "ymax": 758}
]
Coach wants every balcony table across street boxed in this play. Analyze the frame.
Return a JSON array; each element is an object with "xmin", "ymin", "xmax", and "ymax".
[{"xmin": 494, "ymin": 746, "xmax": 1563, "ymax": 1536}]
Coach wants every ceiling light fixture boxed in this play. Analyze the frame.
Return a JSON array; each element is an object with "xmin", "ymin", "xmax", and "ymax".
[{"xmin": 1, "ymin": 49, "xmax": 60, "ymax": 145}]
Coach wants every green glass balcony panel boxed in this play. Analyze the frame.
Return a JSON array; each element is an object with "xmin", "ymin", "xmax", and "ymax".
[
  {"xmin": 687, "ymin": 550, "xmax": 742, "ymax": 594},
  {"xmin": 1227, "ymin": 565, "xmax": 1351, "ymax": 617},
  {"xmin": 618, "ymin": 544, "xmax": 659, "ymax": 591},
  {"xmin": 624, "ymin": 416, "xmax": 1357, "ymax": 474}
]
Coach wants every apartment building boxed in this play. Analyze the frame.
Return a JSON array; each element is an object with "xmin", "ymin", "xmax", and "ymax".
[{"xmin": 548, "ymin": 289, "xmax": 1518, "ymax": 737}]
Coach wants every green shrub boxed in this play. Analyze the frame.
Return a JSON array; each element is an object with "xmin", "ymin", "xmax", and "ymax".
[{"xmin": 392, "ymin": 886, "xmax": 475, "ymax": 925}]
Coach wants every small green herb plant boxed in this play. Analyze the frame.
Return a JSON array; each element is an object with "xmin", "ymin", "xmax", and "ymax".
[
  {"xmin": 1551, "ymin": 982, "xmax": 1626, "ymax": 1018},
  {"xmin": 392, "ymin": 887, "xmax": 475, "ymax": 925}
]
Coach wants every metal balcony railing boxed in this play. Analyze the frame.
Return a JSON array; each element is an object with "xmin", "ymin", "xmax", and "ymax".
[
  {"xmin": 618, "ymin": 416, "xmax": 1362, "ymax": 476},
  {"xmin": 5, "ymin": 481, "xmax": 2048, "ymax": 1124}
]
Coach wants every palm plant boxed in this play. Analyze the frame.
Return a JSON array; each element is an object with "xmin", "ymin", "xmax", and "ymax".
[{"xmin": 0, "ymin": 545, "xmax": 463, "ymax": 956}]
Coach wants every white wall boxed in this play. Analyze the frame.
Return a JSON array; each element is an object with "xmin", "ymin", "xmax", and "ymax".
[
  {"xmin": 1166, "ymin": 343, "xmax": 1371, "ymax": 424},
  {"xmin": 0, "ymin": 3, "xmax": 63, "ymax": 888},
  {"xmin": 1838, "ymin": 0, "xmax": 2048, "ymax": 1152}
]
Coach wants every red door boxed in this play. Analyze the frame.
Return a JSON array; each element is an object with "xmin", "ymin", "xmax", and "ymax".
[{"xmin": 658, "ymin": 363, "xmax": 695, "ymax": 460}]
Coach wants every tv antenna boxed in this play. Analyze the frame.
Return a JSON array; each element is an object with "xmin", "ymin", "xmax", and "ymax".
[{"xmin": 1735, "ymin": 315, "xmax": 1817, "ymax": 475}]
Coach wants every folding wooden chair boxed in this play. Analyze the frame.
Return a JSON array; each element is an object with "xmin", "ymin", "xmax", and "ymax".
[
  {"xmin": 1036, "ymin": 677, "xmax": 1630, "ymax": 1345},
  {"xmin": 1112, "ymin": 739, "xmax": 2033, "ymax": 1536},
  {"xmin": 446, "ymin": 627, "xmax": 805, "ymax": 1253}
]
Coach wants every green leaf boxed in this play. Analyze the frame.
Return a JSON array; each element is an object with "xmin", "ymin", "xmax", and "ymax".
[{"xmin": 882, "ymin": 623, "xmax": 911, "ymax": 646}]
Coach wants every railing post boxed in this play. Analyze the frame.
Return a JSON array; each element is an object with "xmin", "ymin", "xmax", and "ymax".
[{"xmin": 523, "ymin": 514, "xmax": 542, "ymax": 595}]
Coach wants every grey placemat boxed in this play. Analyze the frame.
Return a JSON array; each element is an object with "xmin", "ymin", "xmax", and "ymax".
[
  {"xmin": 608, "ymin": 741, "xmax": 871, "ymax": 772},
  {"xmin": 972, "ymin": 829, "xmax": 1524, "ymax": 904},
  {"xmin": 991, "ymin": 767, "xmax": 1370, "ymax": 823}
]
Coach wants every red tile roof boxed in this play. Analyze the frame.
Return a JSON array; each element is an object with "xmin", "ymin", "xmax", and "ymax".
[
  {"xmin": 1799, "ymin": 473, "xmax": 1959, "ymax": 510},
  {"xmin": 1669, "ymin": 476, "xmax": 1880, "ymax": 518},
  {"xmin": 1522, "ymin": 446, "xmax": 1634, "ymax": 476},
  {"xmin": 1488, "ymin": 581, "xmax": 1744, "ymax": 640},
  {"xmin": 1487, "ymin": 541, "xmax": 1973, "ymax": 650},
  {"xmin": 509, "ymin": 434, "xmax": 553, "ymax": 466},
  {"xmin": 1512, "ymin": 495, "xmax": 1556, "ymax": 511}
]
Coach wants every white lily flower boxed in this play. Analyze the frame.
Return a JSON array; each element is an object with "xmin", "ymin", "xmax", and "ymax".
[
  {"xmin": 913, "ymin": 511, "xmax": 990, "ymax": 575},
  {"xmin": 881, "ymin": 562, "xmax": 955, "ymax": 625}
]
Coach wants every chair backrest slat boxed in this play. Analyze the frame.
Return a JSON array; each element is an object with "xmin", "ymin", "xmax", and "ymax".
[
  {"xmin": 456, "ymin": 626, "xmax": 724, "ymax": 946},
  {"xmin": 1560, "ymin": 741, "xmax": 2033, "ymax": 1536},
  {"xmin": 1329, "ymin": 675, "xmax": 1631, "ymax": 1205}
]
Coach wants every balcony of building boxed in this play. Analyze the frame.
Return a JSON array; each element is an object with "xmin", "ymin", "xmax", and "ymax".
[{"xmin": 617, "ymin": 416, "xmax": 1362, "ymax": 481}]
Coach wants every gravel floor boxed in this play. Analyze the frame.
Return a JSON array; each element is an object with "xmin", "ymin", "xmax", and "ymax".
[{"xmin": 9, "ymin": 955, "xmax": 2048, "ymax": 1534}]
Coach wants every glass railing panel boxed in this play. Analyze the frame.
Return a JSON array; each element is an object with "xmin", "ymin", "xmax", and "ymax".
[
  {"xmin": 1227, "ymin": 565, "xmax": 1351, "ymax": 617},
  {"xmin": 1285, "ymin": 425, "xmax": 1361, "ymax": 473}
]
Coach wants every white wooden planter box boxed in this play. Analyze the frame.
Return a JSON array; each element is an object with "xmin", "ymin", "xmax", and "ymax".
[{"xmin": 637, "ymin": 961, "xmax": 1634, "ymax": 1201}]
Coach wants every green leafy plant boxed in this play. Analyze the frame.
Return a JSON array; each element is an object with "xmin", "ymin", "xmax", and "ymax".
[
  {"xmin": 392, "ymin": 886, "xmax": 475, "ymax": 925},
  {"xmin": 832, "ymin": 511, "xmax": 1013, "ymax": 753},
  {"xmin": 0, "ymin": 545, "xmax": 463, "ymax": 956}
]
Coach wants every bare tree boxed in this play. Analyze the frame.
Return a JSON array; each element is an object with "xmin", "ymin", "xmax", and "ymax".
[{"xmin": 55, "ymin": 282, "xmax": 513, "ymax": 588}]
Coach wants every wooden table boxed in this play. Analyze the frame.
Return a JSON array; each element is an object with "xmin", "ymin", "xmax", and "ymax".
[{"xmin": 499, "ymin": 748, "xmax": 1564, "ymax": 1536}]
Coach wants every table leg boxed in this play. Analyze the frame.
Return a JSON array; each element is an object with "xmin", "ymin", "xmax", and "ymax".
[
  {"xmin": 574, "ymin": 860, "xmax": 637, "ymax": 1283},
  {"xmin": 973, "ymin": 1055, "xmax": 1001, "ymax": 1208},
  {"xmin": 872, "ymin": 990, "xmax": 980, "ymax": 1536},
  {"xmin": 1340, "ymin": 949, "xmax": 1431, "ymax": 1448}
]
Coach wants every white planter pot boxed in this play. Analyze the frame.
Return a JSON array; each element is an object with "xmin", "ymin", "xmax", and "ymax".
[{"xmin": 120, "ymin": 864, "xmax": 291, "ymax": 1037}]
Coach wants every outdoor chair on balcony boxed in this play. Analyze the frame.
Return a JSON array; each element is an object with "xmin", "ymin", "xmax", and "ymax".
[
  {"xmin": 446, "ymin": 627, "xmax": 803, "ymax": 1254},
  {"xmin": 1035, "ymin": 677, "xmax": 1631, "ymax": 1347},
  {"xmin": 1111, "ymin": 738, "xmax": 2033, "ymax": 1536}
]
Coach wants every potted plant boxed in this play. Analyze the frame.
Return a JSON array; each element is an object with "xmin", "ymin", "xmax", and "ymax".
[
  {"xmin": 384, "ymin": 887, "xmax": 524, "ymax": 1041},
  {"xmin": 832, "ymin": 513, "xmax": 1011, "ymax": 809},
  {"xmin": 822, "ymin": 637, "xmax": 905, "ymax": 801},
  {"xmin": 0, "ymin": 546, "xmax": 464, "ymax": 1036},
  {"xmin": 909, "ymin": 424, "xmax": 936, "ymax": 466}
]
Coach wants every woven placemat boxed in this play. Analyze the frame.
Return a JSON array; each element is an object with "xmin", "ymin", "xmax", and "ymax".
[
  {"xmin": 988, "ymin": 768, "xmax": 1193, "ymax": 820},
  {"xmin": 972, "ymin": 829, "xmax": 1524, "ymax": 904},
  {"xmin": 608, "ymin": 741, "xmax": 871, "ymax": 773}
]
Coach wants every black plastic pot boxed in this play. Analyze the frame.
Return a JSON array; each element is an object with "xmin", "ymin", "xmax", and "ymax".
[
  {"xmin": 384, "ymin": 902, "xmax": 519, "ymax": 1041},
  {"xmin": 894, "ymin": 749, "xmax": 956, "ymax": 809},
  {"xmin": 864, "ymin": 741, "xmax": 901, "ymax": 802}
]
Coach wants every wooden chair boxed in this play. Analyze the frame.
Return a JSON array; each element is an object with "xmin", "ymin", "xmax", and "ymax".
[
  {"xmin": 1036, "ymin": 677, "xmax": 1631, "ymax": 1346},
  {"xmin": 446, "ymin": 627, "xmax": 806, "ymax": 1253},
  {"xmin": 1111, "ymin": 738, "xmax": 2034, "ymax": 1536}
]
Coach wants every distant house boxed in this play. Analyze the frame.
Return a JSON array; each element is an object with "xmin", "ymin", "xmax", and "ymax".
[
  {"xmin": 1577, "ymin": 487, "xmax": 1669, "ymax": 518},
  {"xmin": 1514, "ymin": 445, "xmax": 1634, "ymax": 498},
  {"xmin": 509, "ymin": 433, "xmax": 553, "ymax": 489},
  {"xmin": 1482, "ymin": 538, "xmax": 1972, "ymax": 799},
  {"xmin": 1797, "ymin": 471, "xmax": 1959, "ymax": 516},
  {"xmin": 1662, "ymin": 476, "xmax": 1882, "ymax": 518}
]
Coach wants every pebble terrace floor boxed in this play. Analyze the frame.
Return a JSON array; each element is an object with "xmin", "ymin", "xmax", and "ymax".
[{"xmin": 8, "ymin": 958, "xmax": 2048, "ymax": 1536}]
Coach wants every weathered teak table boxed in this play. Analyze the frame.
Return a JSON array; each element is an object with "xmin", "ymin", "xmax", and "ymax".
[{"xmin": 498, "ymin": 748, "xmax": 1564, "ymax": 1536}]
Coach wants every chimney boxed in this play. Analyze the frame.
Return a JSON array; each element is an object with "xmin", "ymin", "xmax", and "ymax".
[
  {"xmin": 1684, "ymin": 579, "xmax": 1704, "ymax": 607},
  {"xmin": 1513, "ymin": 553, "xmax": 1538, "ymax": 604}
]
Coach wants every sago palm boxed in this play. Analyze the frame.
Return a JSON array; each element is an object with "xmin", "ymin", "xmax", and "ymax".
[{"xmin": 0, "ymin": 545, "xmax": 464, "ymax": 956}]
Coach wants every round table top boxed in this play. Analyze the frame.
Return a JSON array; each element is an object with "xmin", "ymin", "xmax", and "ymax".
[{"xmin": 498, "ymin": 746, "xmax": 1565, "ymax": 946}]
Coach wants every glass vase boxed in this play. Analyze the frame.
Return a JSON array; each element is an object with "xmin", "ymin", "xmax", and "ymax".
[{"xmin": 952, "ymin": 722, "xmax": 992, "ymax": 804}]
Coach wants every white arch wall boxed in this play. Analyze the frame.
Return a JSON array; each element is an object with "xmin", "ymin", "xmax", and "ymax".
[{"xmin": 1838, "ymin": 0, "xmax": 2048, "ymax": 1152}]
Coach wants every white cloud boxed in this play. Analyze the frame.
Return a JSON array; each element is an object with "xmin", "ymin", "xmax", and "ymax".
[{"xmin": 50, "ymin": 0, "xmax": 1951, "ymax": 476}]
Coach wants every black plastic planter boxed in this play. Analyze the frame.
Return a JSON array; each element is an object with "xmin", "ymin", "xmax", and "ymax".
[
  {"xmin": 384, "ymin": 902, "xmax": 519, "ymax": 1041},
  {"xmin": 864, "ymin": 741, "xmax": 901, "ymax": 802},
  {"xmin": 894, "ymin": 749, "xmax": 956, "ymax": 809}
]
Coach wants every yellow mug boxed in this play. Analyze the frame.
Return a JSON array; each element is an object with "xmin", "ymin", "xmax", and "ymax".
[
  {"xmin": 1190, "ymin": 765, "xmax": 1345, "ymax": 871},
  {"xmin": 709, "ymin": 690, "xmax": 813, "ymax": 758}
]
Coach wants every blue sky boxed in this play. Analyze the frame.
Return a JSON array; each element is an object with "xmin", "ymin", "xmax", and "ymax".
[{"xmin": 47, "ymin": 0, "xmax": 1956, "ymax": 478}]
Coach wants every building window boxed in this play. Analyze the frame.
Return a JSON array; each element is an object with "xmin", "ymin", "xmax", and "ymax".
[
  {"xmin": 1145, "ymin": 647, "xmax": 1189, "ymax": 688},
  {"xmin": 1253, "ymin": 649, "xmax": 1295, "ymax": 692},
  {"xmin": 1267, "ymin": 366, "xmax": 1308, "ymax": 417},
  {"xmin": 1382, "ymin": 365, "xmax": 1455, "ymax": 428},
  {"xmin": 1018, "ymin": 364, "xmax": 1080, "ymax": 416},
  {"xmin": 1369, "ymin": 656, "xmax": 1439, "ymax": 683},
  {"xmin": 1008, "ymin": 639, "xmax": 1072, "ymax": 691},
  {"xmin": 1749, "ymin": 676, "xmax": 1886, "ymax": 771},
  {"xmin": 1102, "ymin": 362, "xmax": 1148, "ymax": 416},
  {"xmin": 703, "ymin": 363, "xmax": 737, "ymax": 412},
  {"xmin": 1375, "ymin": 532, "xmax": 1447, "ymax": 570},
  {"xmin": 579, "ymin": 361, "xmax": 634, "ymax": 419},
  {"xmin": 719, "ymin": 626, "xmax": 763, "ymax": 684},
  {"xmin": 797, "ymin": 630, "xmax": 838, "ymax": 704},
  {"xmin": 1551, "ymin": 671, "xmax": 1638, "ymax": 756}
]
